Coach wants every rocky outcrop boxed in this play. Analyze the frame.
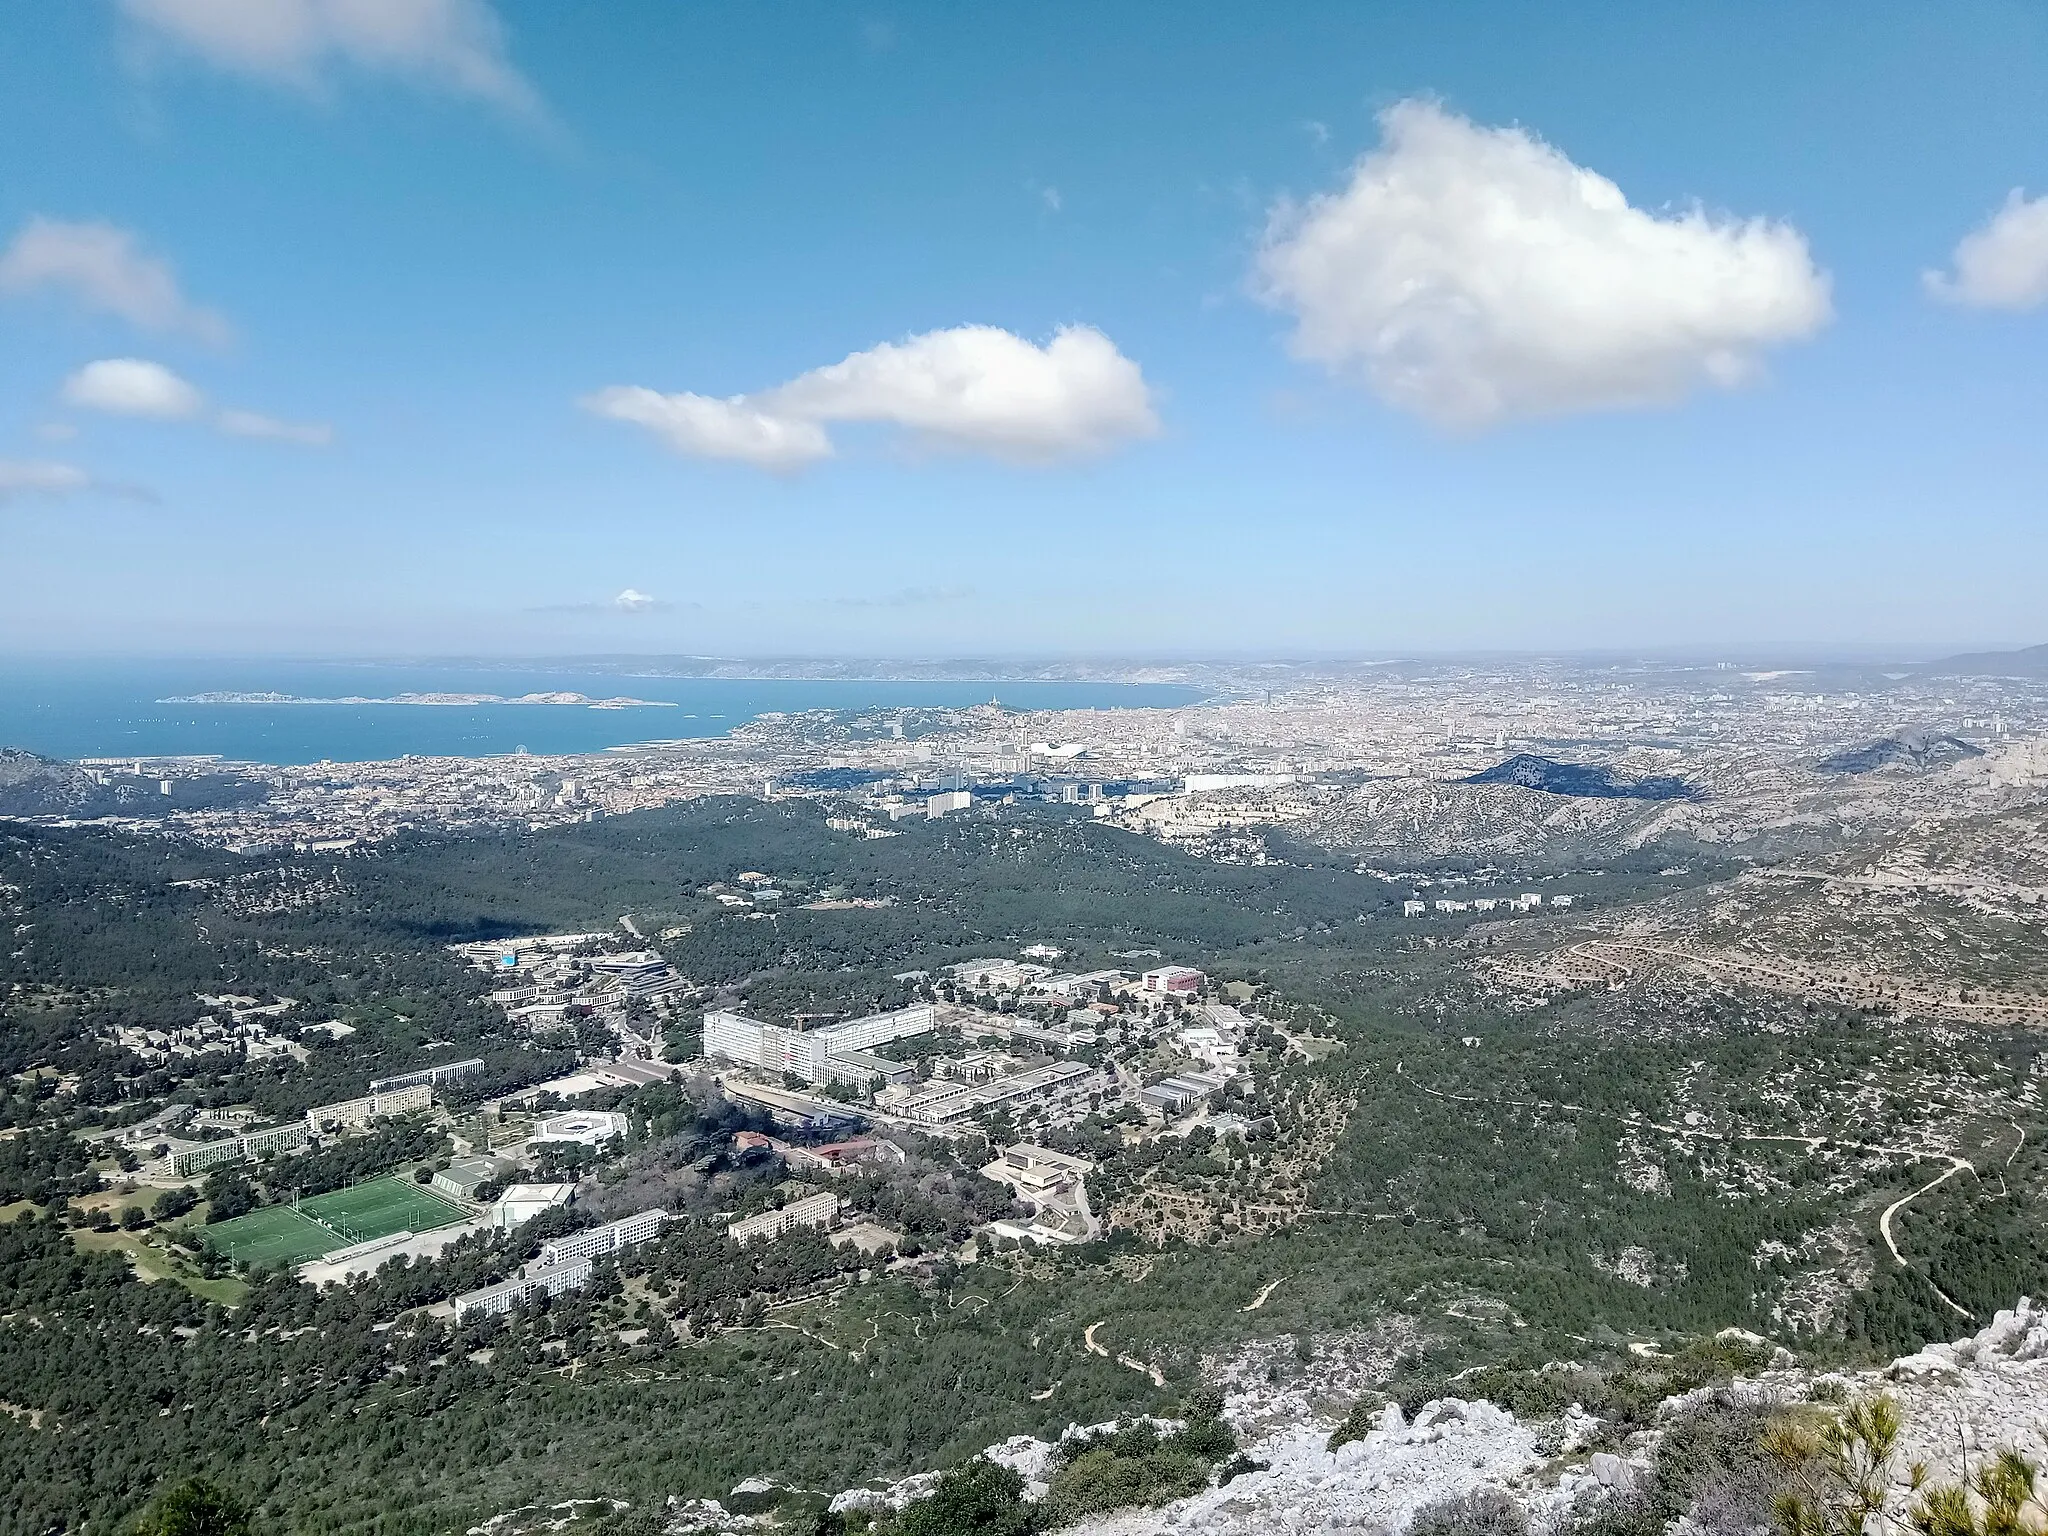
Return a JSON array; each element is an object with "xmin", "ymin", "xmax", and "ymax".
[
  {"xmin": 720, "ymin": 1303, "xmax": 2048, "ymax": 1536},
  {"xmin": 1064, "ymin": 1399, "xmax": 1543, "ymax": 1536},
  {"xmin": 1874, "ymin": 1299, "xmax": 2048, "ymax": 1492},
  {"xmin": 1466, "ymin": 755, "xmax": 1699, "ymax": 802},
  {"xmin": 1816, "ymin": 731, "xmax": 1985, "ymax": 775}
]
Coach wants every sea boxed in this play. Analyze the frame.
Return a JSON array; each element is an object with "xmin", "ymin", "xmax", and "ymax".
[{"xmin": 0, "ymin": 660, "xmax": 1203, "ymax": 767}]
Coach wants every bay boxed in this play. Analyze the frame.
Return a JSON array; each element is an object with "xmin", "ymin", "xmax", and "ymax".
[{"xmin": 0, "ymin": 660, "xmax": 1200, "ymax": 766}]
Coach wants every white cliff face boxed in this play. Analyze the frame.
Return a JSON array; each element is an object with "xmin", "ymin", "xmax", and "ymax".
[
  {"xmin": 1876, "ymin": 1298, "xmax": 2048, "ymax": 1499},
  {"xmin": 1063, "ymin": 1399, "xmax": 1543, "ymax": 1536},
  {"xmin": 800, "ymin": 1300, "xmax": 2048, "ymax": 1536}
]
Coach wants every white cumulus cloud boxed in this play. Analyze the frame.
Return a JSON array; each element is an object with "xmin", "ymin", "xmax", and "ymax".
[
  {"xmin": 0, "ymin": 218, "xmax": 229, "ymax": 343},
  {"xmin": 585, "ymin": 324, "xmax": 1159, "ymax": 472},
  {"xmin": 1925, "ymin": 190, "xmax": 2048, "ymax": 310},
  {"xmin": 582, "ymin": 388, "xmax": 835, "ymax": 472},
  {"xmin": 0, "ymin": 459, "xmax": 93, "ymax": 503},
  {"xmin": 63, "ymin": 358, "xmax": 206, "ymax": 419},
  {"xmin": 216, "ymin": 408, "xmax": 334, "ymax": 445},
  {"xmin": 1252, "ymin": 99, "xmax": 1832, "ymax": 428},
  {"xmin": 121, "ymin": 0, "xmax": 539, "ymax": 114},
  {"xmin": 613, "ymin": 588, "xmax": 658, "ymax": 611}
]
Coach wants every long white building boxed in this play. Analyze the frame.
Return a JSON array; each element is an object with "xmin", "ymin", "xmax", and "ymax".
[
  {"xmin": 536, "ymin": 1208, "xmax": 668, "ymax": 1267},
  {"xmin": 451, "ymin": 1208, "xmax": 670, "ymax": 1320},
  {"xmin": 305, "ymin": 1083, "xmax": 431, "ymax": 1134},
  {"xmin": 728, "ymin": 1191, "xmax": 839, "ymax": 1243},
  {"xmin": 705, "ymin": 1003, "xmax": 937, "ymax": 1085}
]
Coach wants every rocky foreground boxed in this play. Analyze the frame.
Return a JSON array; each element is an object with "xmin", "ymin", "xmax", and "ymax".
[
  {"xmin": 902, "ymin": 1302, "xmax": 2048, "ymax": 1536},
  {"xmin": 475, "ymin": 1302, "xmax": 2048, "ymax": 1535}
]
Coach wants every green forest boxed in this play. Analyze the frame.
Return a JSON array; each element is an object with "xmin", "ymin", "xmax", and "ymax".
[{"xmin": 0, "ymin": 801, "xmax": 2039, "ymax": 1535}]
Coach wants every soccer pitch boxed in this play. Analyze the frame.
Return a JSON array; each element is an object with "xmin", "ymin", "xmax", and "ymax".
[
  {"xmin": 299, "ymin": 1176, "xmax": 467, "ymax": 1244},
  {"xmin": 201, "ymin": 1205, "xmax": 341, "ymax": 1268},
  {"xmin": 202, "ymin": 1176, "xmax": 468, "ymax": 1267}
]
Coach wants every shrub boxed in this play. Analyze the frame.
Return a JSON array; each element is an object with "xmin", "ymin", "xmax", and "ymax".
[
  {"xmin": 132, "ymin": 1477, "xmax": 253, "ymax": 1536},
  {"xmin": 1408, "ymin": 1488, "xmax": 1530, "ymax": 1536}
]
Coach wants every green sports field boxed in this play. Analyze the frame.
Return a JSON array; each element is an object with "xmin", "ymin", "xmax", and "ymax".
[
  {"xmin": 300, "ymin": 1177, "xmax": 467, "ymax": 1244},
  {"xmin": 200, "ymin": 1204, "xmax": 340, "ymax": 1267},
  {"xmin": 202, "ymin": 1176, "xmax": 468, "ymax": 1267}
]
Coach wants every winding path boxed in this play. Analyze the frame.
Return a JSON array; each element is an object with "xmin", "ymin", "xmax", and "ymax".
[
  {"xmin": 1396, "ymin": 1061, "xmax": 1980, "ymax": 1320},
  {"xmin": 1244, "ymin": 1277, "xmax": 1287, "ymax": 1312},
  {"xmin": 1083, "ymin": 1320, "xmax": 1167, "ymax": 1386}
]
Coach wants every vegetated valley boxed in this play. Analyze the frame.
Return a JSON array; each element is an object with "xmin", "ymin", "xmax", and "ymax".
[{"xmin": 0, "ymin": 797, "xmax": 2042, "ymax": 1536}]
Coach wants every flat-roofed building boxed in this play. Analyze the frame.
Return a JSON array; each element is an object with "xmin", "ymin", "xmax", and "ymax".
[
  {"xmin": 705, "ymin": 1004, "xmax": 936, "ymax": 1085},
  {"xmin": 492, "ymin": 1182, "xmax": 575, "ymax": 1228},
  {"xmin": 433, "ymin": 1154, "xmax": 511, "ymax": 1201},
  {"xmin": 167, "ymin": 1120, "xmax": 312, "ymax": 1177},
  {"xmin": 451, "ymin": 1256, "xmax": 595, "ymax": 1321},
  {"xmin": 531, "ymin": 1110, "xmax": 628, "ymax": 1147},
  {"xmin": 728, "ymin": 1191, "xmax": 839, "ymax": 1243},
  {"xmin": 1141, "ymin": 965, "xmax": 1205, "ymax": 995},
  {"xmin": 306, "ymin": 1083, "xmax": 431, "ymax": 1134},
  {"xmin": 536, "ymin": 1208, "xmax": 668, "ymax": 1266},
  {"xmin": 370, "ymin": 1058, "xmax": 482, "ymax": 1095},
  {"xmin": 947, "ymin": 959, "xmax": 1052, "ymax": 993},
  {"xmin": 894, "ymin": 1062, "xmax": 1095, "ymax": 1126},
  {"xmin": 979, "ymin": 1144, "xmax": 1095, "ymax": 1203},
  {"xmin": 1033, "ymin": 970, "xmax": 1126, "ymax": 1001},
  {"xmin": 450, "ymin": 1214, "xmax": 670, "ymax": 1319},
  {"xmin": 818, "ymin": 1046, "xmax": 915, "ymax": 1087},
  {"xmin": 1141, "ymin": 1070, "xmax": 1230, "ymax": 1116}
]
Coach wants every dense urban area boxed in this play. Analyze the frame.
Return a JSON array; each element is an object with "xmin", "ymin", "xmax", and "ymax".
[{"xmin": 4, "ymin": 650, "xmax": 2048, "ymax": 1536}]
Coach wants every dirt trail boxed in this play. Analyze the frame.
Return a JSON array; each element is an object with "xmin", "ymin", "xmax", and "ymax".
[
  {"xmin": 1083, "ymin": 1320, "xmax": 1167, "ymax": 1387},
  {"xmin": 1244, "ymin": 1277, "xmax": 1287, "ymax": 1311},
  {"xmin": 1878, "ymin": 1165, "xmax": 1973, "ymax": 1317},
  {"xmin": 1397, "ymin": 1061, "xmax": 1980, "ymax": 1320}
]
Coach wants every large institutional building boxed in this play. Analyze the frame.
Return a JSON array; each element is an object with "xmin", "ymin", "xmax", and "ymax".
[{"xmin": 703, "ymin": 1003, "xmax": 937, "ymax": 1086}]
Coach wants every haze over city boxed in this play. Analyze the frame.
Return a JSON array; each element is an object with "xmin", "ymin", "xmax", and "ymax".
[{"xmin": 3, "ymin": 2, "xmax": 2047, "ymax": 659}]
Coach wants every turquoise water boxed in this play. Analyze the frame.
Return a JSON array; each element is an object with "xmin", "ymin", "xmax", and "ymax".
[{"xmin": 0, "ymin": 660, "xmax": 1200, "ymax": 766}]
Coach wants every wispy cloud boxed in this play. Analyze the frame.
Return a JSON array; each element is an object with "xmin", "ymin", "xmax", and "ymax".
[
  {"xmin": 60, "ymin": 359, "xmax": 332, "ymax": 445},
  {"xmin": 0, "ymin": 458, "xmax": 154, "ymax": 506},
  {"xmin": 216, "ymin": 408, "xmax": 334, "ymax": 446},
  {"xmin": 120, "ymin": 0, "xmax": 543, "ymax": 118},
  {"xmin": 0, "ymin": 218, "xmax": 229, "ymax": 344}
]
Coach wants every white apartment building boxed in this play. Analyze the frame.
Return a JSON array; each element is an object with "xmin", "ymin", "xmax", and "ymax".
[
  {"xmin": 536, "ymin": 1208, "xmax": 668, "ymax": 1266},
  {"xmin": 704, "ymin": 1004, "xmax": 937, "ymax": 1085},
  {"xmin": 305, "ymin": 1083, "xmax": 431, "ymax": 1134},
  {"xmin": 728, "ymin": 1191, "xmax": 840, "ymax": 1243}
]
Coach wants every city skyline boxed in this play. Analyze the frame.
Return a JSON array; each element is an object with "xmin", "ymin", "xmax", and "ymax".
[{"xmin": 4, "ymin": 2, "xmax": 2048, "ymax": 656}]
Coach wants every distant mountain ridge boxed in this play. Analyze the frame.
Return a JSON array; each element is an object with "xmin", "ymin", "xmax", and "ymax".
[
  {"xmin": 1816, "ymin": 730, "xmax": 1985, "ymax": 775},
  {"xmin": 1464, "ymin": 754, "xmax": 1699, "ymax": 801},
  {"xmin": 0, "ymin": 748, "xmax": 122, "ymax": 817},
  {"xmin": 1913, "ymin": 642, "xmax": 2048, "ymax": 678},
  {"xmin": 0, "ymin": 747, "xmax": 267, "ymax": 819}
]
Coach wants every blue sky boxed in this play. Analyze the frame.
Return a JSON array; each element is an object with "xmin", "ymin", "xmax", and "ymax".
[{"xmin": 3, "ymin": 1, "xmax": 2047, "ymax": 659}]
